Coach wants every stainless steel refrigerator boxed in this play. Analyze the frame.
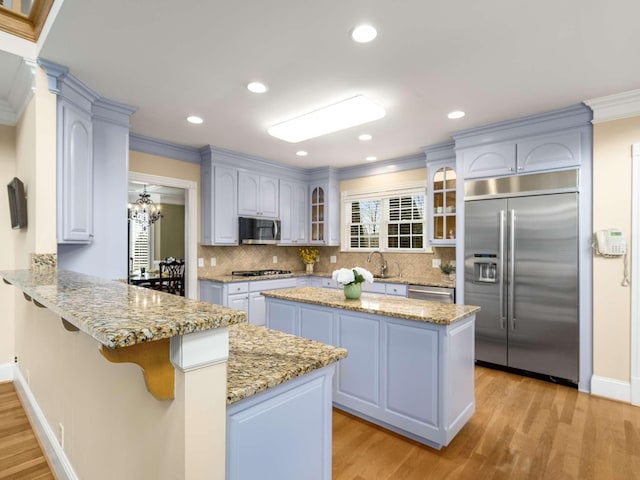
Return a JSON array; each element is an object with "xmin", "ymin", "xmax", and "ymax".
[{"xmin": 464, "ymin": 170, "xmax": 579, "ymax": 384}]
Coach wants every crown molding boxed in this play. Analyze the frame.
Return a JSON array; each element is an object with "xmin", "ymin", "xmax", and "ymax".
[
  {"xmin": 422, "ymin": 141, "xmax": 455, "ymax": 163},
  {"xmin": 130, "ymin": 133, "xmax": 202, "ymax": 164},
  {"xmin": 584, "ymin": 89, "xmax": 640, "ymax": 124},
  {"xmin": 0, "ymin": 58, "xmax": 36, "ymax": 127}
]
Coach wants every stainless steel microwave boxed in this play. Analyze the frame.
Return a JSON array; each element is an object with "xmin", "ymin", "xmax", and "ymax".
[{"xmin": 238, "ymin": 217, "xmax": 281, "ymax": 245}]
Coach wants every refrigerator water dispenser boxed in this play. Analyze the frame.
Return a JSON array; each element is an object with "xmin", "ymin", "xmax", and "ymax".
[{"xmin": 473, "ymin": 256, "xmax": 497, "ymax": 283}]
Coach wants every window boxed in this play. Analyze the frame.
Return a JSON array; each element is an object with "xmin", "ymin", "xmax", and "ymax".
[
  {"xmin": 129, "ymin": 221, "xmax": 153, "ymax": 272},
  {"xmin": 343, "ymin": 184, "xmax": 426, "ymax": 252}
]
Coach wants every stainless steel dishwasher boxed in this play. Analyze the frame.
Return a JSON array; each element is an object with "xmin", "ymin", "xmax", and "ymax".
[{"xmin": 407, "ymin": 284, "xmax": 455, "ymax": 303}]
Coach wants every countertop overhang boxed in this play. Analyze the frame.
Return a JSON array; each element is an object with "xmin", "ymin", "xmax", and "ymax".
[
  {"xmin": 261, "ymin": 287, "xmax": 479, "ymax": 325},
  {"xmin": 0, "ymin": 269, "xmax": 247, "ymax": 349}
]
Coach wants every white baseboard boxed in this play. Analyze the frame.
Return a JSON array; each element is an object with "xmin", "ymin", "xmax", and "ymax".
[
  {"xmin": 13, "ymin": 366, "xmax": 78, "ymax": 480},
  {"xmin": 632, "ymin": 376, "xmax": 640, "ymax": 406},
  {"xmin": 590, "ymin": 375, "xmax": 631, "ymax": 403},
  {"xmin": 0, "ymin": 362, "xmax": 14, "ymax": 382}
]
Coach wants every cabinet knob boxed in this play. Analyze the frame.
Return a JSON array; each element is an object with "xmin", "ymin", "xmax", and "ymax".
[
  {"xmin": 518, "ymin": 166, "xmax": 524, "ymax": 171},
  {"xmin": 508, "ymin": 167, "xmax": 514, "ymax": 172}
]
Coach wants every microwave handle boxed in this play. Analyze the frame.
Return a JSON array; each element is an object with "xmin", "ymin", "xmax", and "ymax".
[{"xmin": 272, "ymin": 220, "xmax": 278, "ymax": 239}]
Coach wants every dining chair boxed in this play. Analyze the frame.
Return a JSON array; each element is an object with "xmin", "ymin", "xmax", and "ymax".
[{"xmin": 158, "ymin": 259, "xmax": 185, "ymax": 296}]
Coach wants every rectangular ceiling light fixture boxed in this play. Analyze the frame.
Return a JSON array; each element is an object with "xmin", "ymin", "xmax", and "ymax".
[{"xmin": 268, "ymin": 95, "xmax": 386, "ymax": 143}]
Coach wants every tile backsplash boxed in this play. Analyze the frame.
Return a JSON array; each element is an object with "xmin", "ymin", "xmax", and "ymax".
[{"xmin": 198, "ymin": 245, "xmax": 455, "ymax": 282}]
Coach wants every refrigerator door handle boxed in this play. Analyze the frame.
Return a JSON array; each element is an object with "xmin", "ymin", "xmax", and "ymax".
[
  {"xmin": 509, "ymin": 209, "xmax": 516, "ymax": 330},
  {"xmin": 499, "ymin": 210, "xmax": 506, "ymax": 329}
]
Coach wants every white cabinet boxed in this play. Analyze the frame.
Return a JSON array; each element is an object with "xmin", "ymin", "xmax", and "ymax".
[
  {"xmin": 264, "ymin": 296, "xmax": 476, "ymax": 449},
  {"xmin": 200, "ymin": 278, "xmax": 296, "ymax": 326},
  {"xmin": 309, "ymin": 178, "xmax": 340, "ymax": 246},
  {"xmin": 427, "ymin": 160, "xmax": 457, "ymax": 246},
  {"xmin": 202, "ymin": 164, "xmax": 238, "ymax": 245},
  {"xmin": 462, "ymin": 132, "xmax": 583, "ymax": 180},
  {"xmin": 58, "ymin": 99, "xmax": 94, "ymax": 243},
  {"xmin": 279, "ymin": 180, "xmax": 308, "ymax": 245},
  {"xmin": 238, "ymin": 171, "xmax": 279, "ymax": 218}
]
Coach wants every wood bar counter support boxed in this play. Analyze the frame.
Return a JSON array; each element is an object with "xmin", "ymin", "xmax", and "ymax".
[{"xmin": 100, "ymin": 338, "xmax": 175, "ymax": 401}]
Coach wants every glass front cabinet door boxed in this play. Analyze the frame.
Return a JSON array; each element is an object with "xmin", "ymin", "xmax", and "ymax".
[
  {"xmin": 310, "ymin": 185, "xmax": 325, "ymax": 243},
  {"xmin": 428, "ymin": 162, "xmax": 456, "ymax": 246}
]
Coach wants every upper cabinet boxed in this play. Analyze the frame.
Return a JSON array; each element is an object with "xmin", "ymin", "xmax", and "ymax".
[
  {"xmin": 202, "ymin": 163, "xmax": 238, "ymax": 245},
  {"xmin": 309, "ymin": 171, "xmax": 340, "ymax": 246},
  {"xmin": 428, "ymin": 160, "xmax": 457, "ymax": 245},
  {"xmin": 237, "ymin": 172, "xmax": 279, "ymax": 218},
  {"xmin": 462, "ymin": 132, "xmax": 583, "ymax": 179},
  {"xmin": 454, "ymin": 105, "xmax": 592, "ymax": 180},
  {"xmin": 57, "ymin": 99, "xmax": 94, "ymax": 243},
  {"xmin": 279, "ymin": 180, "xmax": 308, "ymax": 245}
]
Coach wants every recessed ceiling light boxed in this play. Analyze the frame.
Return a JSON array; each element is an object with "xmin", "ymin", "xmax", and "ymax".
[
  {"xmin": 186, "ymin": 115, "xmax": 203, "ymax": 124},
  {"xmin": 296, "ymin": 151, "xmax": 308, "ymax": 156},
  {"xmin": 447, "ymin": 110, "xmax": 465, "ymax": 119},
  {"xmin": 268, "ymin": 95, "xmax": 386, "ymax": 143},
  {"xmin": 359, "ymin": 134, "xmax": 373, "ymax": 141},
  {"xmin": 366, "ymin": 156, "xmax": 377, "ymax": 161},
  {"xmin": 247, "ymin": 82, "xmax": 268, "ymax": 93},
  {"xmin": 351, "ymin": 24, "xmax": 377, "ymax": 43}
]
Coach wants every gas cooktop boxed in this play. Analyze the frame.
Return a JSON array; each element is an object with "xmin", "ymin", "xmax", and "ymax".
[{"xmin": 231, "ymin": 269, "xmax": 292, "ymax": 277}]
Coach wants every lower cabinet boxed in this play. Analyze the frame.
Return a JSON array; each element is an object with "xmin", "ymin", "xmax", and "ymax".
[
  {"xmin": 227, "ymin": 364, "xmax": 335, "ymax": 480},
  {"xmin": 265, "ymin": 297, "xmax": 475, "ymax": 449},
  {"xmin": 200, "ymin": 278, "xmax": 297, "ymax": 326}
]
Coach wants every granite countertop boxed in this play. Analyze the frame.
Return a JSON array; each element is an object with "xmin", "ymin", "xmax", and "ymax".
[
  {"xmin": 0, "ymin": 269, "xmax": 247, "ymax": 349},
  {"xmin": 226, "ymin": 323, "xmax": 347, "ymax": 405},
  {"xmin": 261, "ymin": 287, "xmax": 479, "ymax": 325},
  {"xmin": 198, "ymin": 271, "xmax": 455, "ymax": 289}
]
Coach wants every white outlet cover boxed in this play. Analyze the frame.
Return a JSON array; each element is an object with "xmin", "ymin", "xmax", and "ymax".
[
  {"xmin": 198, "ymin": 258, "xmax": 204, "ymax": 267},
  {"xmin": 210, "ymin": 257, "xmax": 216, "ymax": 267},
  {"xmin": 330, "ymin": 256, "xmax": 337, "ymax": 263},
  {"xmin": 272, "ymin": 256, "xmax": 278, "ymax": 264},
  {"xmin": 432, "ymin": 258, "xmax": 441, "ymax": 268}
]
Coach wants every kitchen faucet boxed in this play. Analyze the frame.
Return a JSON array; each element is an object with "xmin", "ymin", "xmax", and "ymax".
[{"xmin": 367, "ymin": 251, "xmax": 387, "ymax": 278}]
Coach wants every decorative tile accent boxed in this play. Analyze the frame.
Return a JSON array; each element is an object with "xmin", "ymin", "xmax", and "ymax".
[
  {"xmin": 31, "ymin": 253, "xmax": 57, "ymax": 270},
  {"xmin": 197, "ymin": 245, "xmax": 455, "ymax": 285}
]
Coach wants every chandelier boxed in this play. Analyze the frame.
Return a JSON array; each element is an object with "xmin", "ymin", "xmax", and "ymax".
[{"xmin": 128, "ymin": 186, "xmax": 162, "ymax": 230}]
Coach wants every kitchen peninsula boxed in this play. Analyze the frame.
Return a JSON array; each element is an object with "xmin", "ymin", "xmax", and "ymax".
[
  {"xmin": 263, "ymin": 286, "xmax": 480, "ymax": 449},
  {"xmin": 0, "ymin": 269, "xmax": 346, "ymax": 480}
]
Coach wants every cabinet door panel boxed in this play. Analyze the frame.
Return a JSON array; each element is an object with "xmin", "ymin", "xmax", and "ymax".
[
  {"xmin": 228, "ymin": 293, "xmax": 249, "ymax": 313},
  {"xmin": 336, "ymin": 313, "xmax": 380, "ymax": 407},
  {"xmin": 278, "ymin": 181, "xmax": 294, "ymax": 244},
  {"xmin": 213, "ymin": 167, "xmax": 238, "ymax": 244},
  {"xmin": 59, "ymin": 102, "xmax": 93, "ymax": 243},
  {"xmin": 266, "ymin": 301, "xmax": 298, "ymax": 335},
  {"xmin": 238, "ymin": 171, "xmax": 260, "ymax": 215},
  {"xmin": 259, "ymin": 176, "xmax": 279, "ymax": 217},
  {"xmin": 517, "ymin": 131, "xmax": 581, "ymax": 173},
  {"xmin": 462, "ymin": 143, "xmax": 516, "ymax": 179},
  {"xmin": 300, "ymin": 306, "xmax": 334, "ymax": 345},
  {"xmin": 384, "ymin": 322, "xmax": 439, "ymax": 428},
  {"xmin": 249, "ymin": 292, "xmax": 266, "ymax": 326}
]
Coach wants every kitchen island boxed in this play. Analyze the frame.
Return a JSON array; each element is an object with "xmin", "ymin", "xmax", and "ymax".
[
  {"xmin": 0, "ymin": 269, "xmax": 346, "ymax": 480},
  {"xmin": 262, "ymin": 286, "xmax": 480, "ymax": 449}
]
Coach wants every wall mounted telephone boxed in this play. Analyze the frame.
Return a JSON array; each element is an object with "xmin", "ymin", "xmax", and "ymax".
[{"xmin": 595, "ymin": 228, "xmax": 627, "ymax": 256}]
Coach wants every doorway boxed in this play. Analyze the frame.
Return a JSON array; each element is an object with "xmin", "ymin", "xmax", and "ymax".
[{"xmin": 128, "ymin": 172, "xmax": 198, "ymax": 299}]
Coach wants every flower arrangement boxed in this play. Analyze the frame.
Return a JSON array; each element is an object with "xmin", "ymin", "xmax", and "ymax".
[
  {"xmin": 299, "ymin": 247, "xmax": 319, "ymax": 264},
  {"xmin": 332, "ymin": 267, "xmax": 374, "ymax": 286}
]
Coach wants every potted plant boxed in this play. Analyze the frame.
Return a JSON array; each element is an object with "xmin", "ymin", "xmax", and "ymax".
[
  {"xmin": 332, "ymin": 267, "xmax": 374, "ymax": 299},
  {"xmin": 299, "ymin": 248, "xmax": 319, "ymax": 273},
  {"xmin": 440, "ymin": 262, "xmax": 456, "ymax": 281}
]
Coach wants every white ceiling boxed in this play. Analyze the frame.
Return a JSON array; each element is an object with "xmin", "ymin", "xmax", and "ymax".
[{"xmin": 4, "ymin": 0, "xmax": 640, "ymax": 168}]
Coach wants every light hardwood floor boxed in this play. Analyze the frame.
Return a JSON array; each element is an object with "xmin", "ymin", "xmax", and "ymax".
[
  {"xmin": 0, "ymin": 382, "xmax": 54, "ymax": 480},
  {"xmin": 333, "ymin": 366, "xmax": 640, "ymax": 480}
]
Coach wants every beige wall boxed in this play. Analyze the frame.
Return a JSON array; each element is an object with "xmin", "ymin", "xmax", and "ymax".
[
  {"xmin": 592, "ymin": 115, "xmax": 640, "ymax": 382},
  {"xmin": 0, "ymin": 124, "xmax": 16, "ymax": 365},
  {"xmin": 129, "ymin": 151, "xmax": 201, "ymax": 239},
  {"xmin": 340, "ymin": 167, "xmax": 427, "ymax": 191}
]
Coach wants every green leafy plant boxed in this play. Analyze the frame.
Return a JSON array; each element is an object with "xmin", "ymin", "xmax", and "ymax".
[{"xmin": 440, "ymin": 262, "xmax": 455, "ymax": 274}]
